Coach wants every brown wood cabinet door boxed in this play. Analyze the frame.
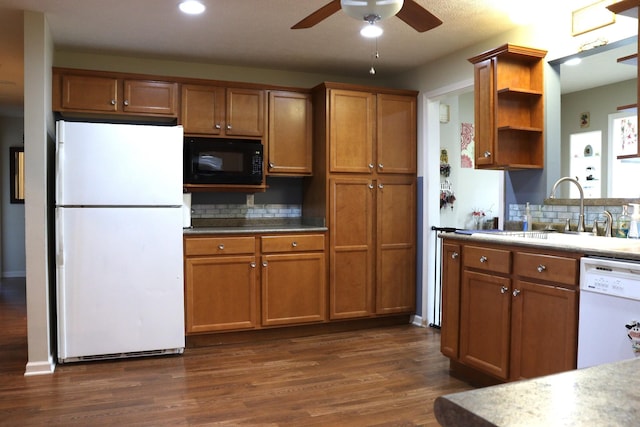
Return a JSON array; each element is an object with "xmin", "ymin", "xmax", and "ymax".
[
  {"xmin": 459, "ymin": 270, "xmax": 511, "ymax": 380},
  {"xmin": 122, "ymin": 80, "xmax": 178, "ymax": 116},
  {"xmin": 61, "ymin": 75, "xmax": 119, "ymax": 113},
  {"xmin": 376, "ymin": 94, "xmax": 416, "ymax": 174},
  {"xmin": 261, "ymin": 252, "xmax": 326, "ymax": 326},
  {"xmin": 329, "ymin": 89, "xmax": 375, "ymax": 174},
  {"xmin": 375, "ymin": 176, "xmax": 416, "ymax": 314},
  {"xmin": 329, "ymin": 177, "xmax": 374, "ymax": 319},
  {"xmin": 181, "ymin": 84, "xmax": 225, "ymax": 135},
  {"xmin": 473, "ymin": 58, "xmax": 496, "ymax": 167},
  {"xmin": 441, "ymin": 242, "xmax": 461, "ymax": 359},
  {"xmin": 267, "ymin": 91, "xmax": 312, "ymax": 175},
  {"xmin": 226, "ymin": 88, "xmax": 265, "ymax": 137},
  {"xmin": 184, "ymin": 255, "xmax": 258, "ymax": 333},
  {"xmin": 510, "ymin": 280, "xmax": 578, "ymax": 380}
]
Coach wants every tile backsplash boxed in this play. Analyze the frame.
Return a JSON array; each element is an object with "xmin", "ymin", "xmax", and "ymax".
[
  {"xmin": 191, "ymin": 203, "xmax": 302, "ymax": 219},
  {"xmin": 508, "ymin": 203, "xmax": 624, "ymax": 229}
]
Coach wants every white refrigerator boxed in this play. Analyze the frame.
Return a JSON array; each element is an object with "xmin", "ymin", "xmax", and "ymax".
[{"xmin": 55, "ymin": 120, "xmax": 185, "ymax": 363}]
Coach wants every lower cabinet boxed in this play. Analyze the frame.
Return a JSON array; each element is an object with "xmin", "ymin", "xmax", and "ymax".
[
  {"xmin": 442, "ymin": 238, "xmax": 579, "ymax": 382},
  {"xmin": 184, "ymin": 232, "xmax": 327, "ymax": 334}
]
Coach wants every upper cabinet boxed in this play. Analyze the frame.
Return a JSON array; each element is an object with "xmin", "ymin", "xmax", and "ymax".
[
  {"xmin": 267, "ymin": 90, "xmax": 313, "ymax": 176},
  {"xmin": 325, "ymin": 87, "xmax": 416, "ymax": 174},
  {"xmin": 181, "ymin": 84, "xmax": 265, "ymax": 138},
  {"xmin": 53, "ymin": 70, "xmax": 178, "ymax": 118},
  {"xmin": 468, "ymin": 44, "xmax": 547, "ymax": 170}
]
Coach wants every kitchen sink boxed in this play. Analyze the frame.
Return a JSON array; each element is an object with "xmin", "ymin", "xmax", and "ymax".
[{"xmin": 470, "ymin": 229, "xmax": 640, "ymax": 251}]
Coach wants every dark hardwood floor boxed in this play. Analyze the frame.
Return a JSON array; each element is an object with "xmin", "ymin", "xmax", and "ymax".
[{"xmin": 0, "ymin": 278, "xmax": 474, "ymax": 426}]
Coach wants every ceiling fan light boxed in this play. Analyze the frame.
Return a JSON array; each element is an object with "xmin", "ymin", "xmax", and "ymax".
[
  {"xmin": 341, "ymin": 0, "xmax": 404, "ymax": 21},
  {"xmin": 360, "ymin": 24, "xmax": 383, "ymax": 38},
  {"xmin": 179, "ymin": 0, "xmax": 206, "ymax": 15}
]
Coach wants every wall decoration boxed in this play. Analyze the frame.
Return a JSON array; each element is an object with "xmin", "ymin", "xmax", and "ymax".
[
  {"xmin": 571, "ymin": 0, "xmax": 615, "ymax": 37},
  {"xmin": 612, "ymin": 113, "xmax": 638, "ymax": 157},
  {"xmin": 580, "ymin": 112, "xmax": 590, "ymax": 128},
  {"xmin": 10, "ymin": 146, "xmax": 25, "ymax": 204},
  {"xmin": 440, "ymin": 149, "xmax": 451, "ymax": 177},
  {"xmin": 460, "ymin": 122, "xmax": 474, "ymax": 168}
]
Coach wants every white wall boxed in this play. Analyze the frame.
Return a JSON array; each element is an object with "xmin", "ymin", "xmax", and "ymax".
[
  {"xmin": 0, "ymin": 116, "xmax": 26, "ymax": 277},
  {"xmin": 23, "ymin": 10, "xmax": 56, "ymax": 376}
]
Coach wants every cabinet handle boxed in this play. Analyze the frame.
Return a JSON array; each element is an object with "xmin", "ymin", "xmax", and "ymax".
[
  {"xmin": 123, "ymin": 100, "xmax": 129, "ymax": 106},
  {"xmin": 378, "ymin": 183, "xmax": 384, "ymax": 189},
  {"xmin": 269, "ymin": 162, "xmax": 275, "ymax": 169},
  {"xmin": 451, "ymin": 252, "xmax": 459, "ymax": 259},
  {"xmin": 368, "ymin": 183, "xmax": 374, "ymax": 189},
  {"xmin": 262, "ymin": 261, "xmax": 268, "ymax": 267},
  {"xmin": 227, "ymin": 124, "xmax": 232, "ymax": 130},
  {"xmin": 291, "ymin": 242, "xmax": 297, "ymax": 247},
  {"xmin": 378, "ymin": 163, "xmax": 384, "ymax": 170},
  {"xmin": 512, "ymin": 289, "xmax": 521, "ymax": 297},
  {"xmin": 215, "ymin": 123, "xmax": 222, "ymax": 129},
  {"xmin": 250, "ymin": 262, "xmax": 256, "ymax": 268},
  {"xmin": 537, "ymin": 264, "xmax": 546, "ymax": 273},
  {"xmin": 110, "ymin": 99, "xmax": 116, "ymax": 105},
  {"xmin": 369, "ymin": 163, "xmax": 374, "ymax": 170},
  {"xmin": 483, "ymin": 151, "xmax": 491, "ymax": 158},
  {"xmin": 479, "ymin": 255, "xmax": 488, "ymax": 263},
  {"xmin": 218, "ymin": 244, "xmax": 224, "ymax": 250},
  {"xmin": 500, "ymin": 286, "xmax": 508, "ymax": 294}
]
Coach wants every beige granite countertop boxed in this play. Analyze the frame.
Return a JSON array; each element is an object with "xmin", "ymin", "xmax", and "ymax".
[
  {"xmin": 434, "ymin": 357, "xmax": 640, "ymax": 426},
  {"xmin": 440, "ymin": 231, "xmax": 640, "ymax": 262},
  {"xmin": 184, "ymin": 224, "xmax": 327, "ymax": 235}
]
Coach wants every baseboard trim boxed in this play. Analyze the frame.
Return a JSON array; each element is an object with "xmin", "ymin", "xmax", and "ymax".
[{"xmin": 24, "ymin": 357, "xmax": 56, "ymax": 376}]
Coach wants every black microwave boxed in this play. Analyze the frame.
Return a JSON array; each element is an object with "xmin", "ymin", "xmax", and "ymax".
[{"xmin": 184, "ymin": 137, "xmax": 264, "ymax": 185}]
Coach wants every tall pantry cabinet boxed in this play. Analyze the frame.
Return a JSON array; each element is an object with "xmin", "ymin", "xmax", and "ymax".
[{"xmin": 304, "ymin": 82, "xmax": 418, "ymax": 320}]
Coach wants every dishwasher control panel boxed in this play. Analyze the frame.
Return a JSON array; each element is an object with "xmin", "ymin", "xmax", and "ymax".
[{"xmin": 581, "ymin": 257, "xmax": 640, "ymax": 300}]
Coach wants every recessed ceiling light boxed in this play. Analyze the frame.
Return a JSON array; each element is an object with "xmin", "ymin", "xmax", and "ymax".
[
  {"xmin": 179, "ymin": 0, "xmax": 206, "ymax": 15},
  {"xmin": 360, "ymin": 24, "xmax": 383, "ymax": 38}
]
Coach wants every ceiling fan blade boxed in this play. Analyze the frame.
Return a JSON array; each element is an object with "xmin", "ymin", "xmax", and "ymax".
[
  {"xmin": 396, "ymin": 0, "xmax": 443, "ymax": 32},
  {"xmin": 291, "ymin": 0, "xmax": 342, "ymax": 29}
]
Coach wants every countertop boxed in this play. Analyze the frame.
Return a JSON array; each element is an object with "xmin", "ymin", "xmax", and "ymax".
[
  {"xmin": 434, "ymin": 357, "xmax": 640, "ymax": 426},
  {"xmin": 440, "ymin": 230, "xmax": 640, "ymax": 261},
  {"xmin": 183, "ymin": 224, "xmax": 327, "ymax": 235}
]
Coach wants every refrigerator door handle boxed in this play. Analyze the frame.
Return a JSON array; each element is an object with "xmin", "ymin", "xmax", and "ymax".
[
  {"xmin": 56, "ymin": 209, "xmax": 64, "ymax": 266},
  {"xmin": 55, "ymin": 121, "xmax": 65, "ymax": 205}
]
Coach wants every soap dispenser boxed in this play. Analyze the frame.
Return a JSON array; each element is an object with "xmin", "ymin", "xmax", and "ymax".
[
  {"xmin": 617, "ymin": 205, "xmax": 631, "ymax": 238},
  {"xmin": 628, "ymin": 203, "xmax": 640, "ymax": 239},
  {"xmin": 523, "ymin": 202, "xmax": 532, "ymax": 231}
]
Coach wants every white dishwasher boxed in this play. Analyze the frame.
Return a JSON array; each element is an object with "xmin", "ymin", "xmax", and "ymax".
[{"xmin": 578, "ymin": 256, "xmax": 640, "ymax": 368}]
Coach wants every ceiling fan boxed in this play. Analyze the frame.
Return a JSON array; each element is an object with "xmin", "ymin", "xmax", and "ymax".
[{"xmin": 291, "ymin": 0, "xmax": 442, "ymax": 33}]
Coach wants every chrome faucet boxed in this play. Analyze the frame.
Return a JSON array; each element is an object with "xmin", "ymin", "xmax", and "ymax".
[
  {"xmin": 550, "ymin": 177, "xmax": 586, "ymax": 233},
  {"xmin": 602, "ymin": 210, "xmax": 613, "ymax": 237}
]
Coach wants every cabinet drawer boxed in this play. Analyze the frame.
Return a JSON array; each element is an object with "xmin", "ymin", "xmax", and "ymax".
[
  {"xmin": 185, "ymin": 236, "xmax": 255, "ymax": 256},
  {"xmin": 261, "ymin": 234, "xmax": 325, "ymax": 253},
  {"xmin": 463, "ymin": 245, "xmax": 511, "ymax": 274},
  {"xmin": 514, "ymin": 252, "xmax": 578, "ymax": 286}
]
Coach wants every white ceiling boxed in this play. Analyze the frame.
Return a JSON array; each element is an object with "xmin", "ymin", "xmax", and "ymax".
[{"xmin": 0, "ymin": 0, "xmax": 636, "ymax": 117}]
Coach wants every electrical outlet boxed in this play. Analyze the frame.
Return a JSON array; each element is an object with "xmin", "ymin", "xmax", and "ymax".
[{"xmin": 246, "ymin": 193, "xmax": 254, "ymax": 206}]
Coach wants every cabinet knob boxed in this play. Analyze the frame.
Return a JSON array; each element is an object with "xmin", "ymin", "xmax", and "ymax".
[
  {"xmin": 110, "ymin": 99, "xmax": 116, "ymax": 105},
  {"xmin": 479, "ymin": 255, "xmax": 488, "ymax": 263},
  {"xmin": 250, "ymin": 262, "xmax": 256, "ymax": 268},
  {"xmin": 500, "ymin": 286, "xmax": 508, "ymax": 294},
  {"xmin": 226, "ymin": 124, "xmax": 232, "ymax": 130},
  {"xmin": 483, "ymin": 151, "xmax": 492, "ymax": 158},
  {"xmin": 215, "ymin": 123, "xmax": 222, "ymax": 129},
  {"xmin": 451, "ymin": 252, "xmax": 459, "ymax": 259},
  {"xmin": 291, "ymin": 242, "xmax": 297, "ymax": 247},
  {"xmin": 369, "ymin": 163, "xmax": 374, "ymax": 169},
  {"xmin": 269, "ymin": 162, "xmax": 275, "ymax": 169},
  {"xmin": 378, "ymin": 183, "xmax": 384, "ymax": 189},
  {"xmin": 369, "ymin": 183, "xmax": 374, "ymax": 189},
  {"xmin": 218, "ymin": 244, "xmax": 224, "ymax": 250},
  {"xmin": 378, "ymin": 163, "xmax": 384, "ymax": 170},
  {"xmin": 262, "ymin": 261, "xmax": 268, "ymax": 267},
  {"xmin": 512, "ymin": 289, "xmax": 521, "ymax": 297},
  {"xmin": 123, "ymin": 100, "xmax": 129, "ymax": 106},
  {"xmin": 537, "ymin": 264, "xmax": 546, "ymax": 273}
]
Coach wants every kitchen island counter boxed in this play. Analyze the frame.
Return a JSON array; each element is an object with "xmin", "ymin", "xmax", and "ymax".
[{"xmin": 434, "ymin": 357, "xmax": 640, "ymax": 426}]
